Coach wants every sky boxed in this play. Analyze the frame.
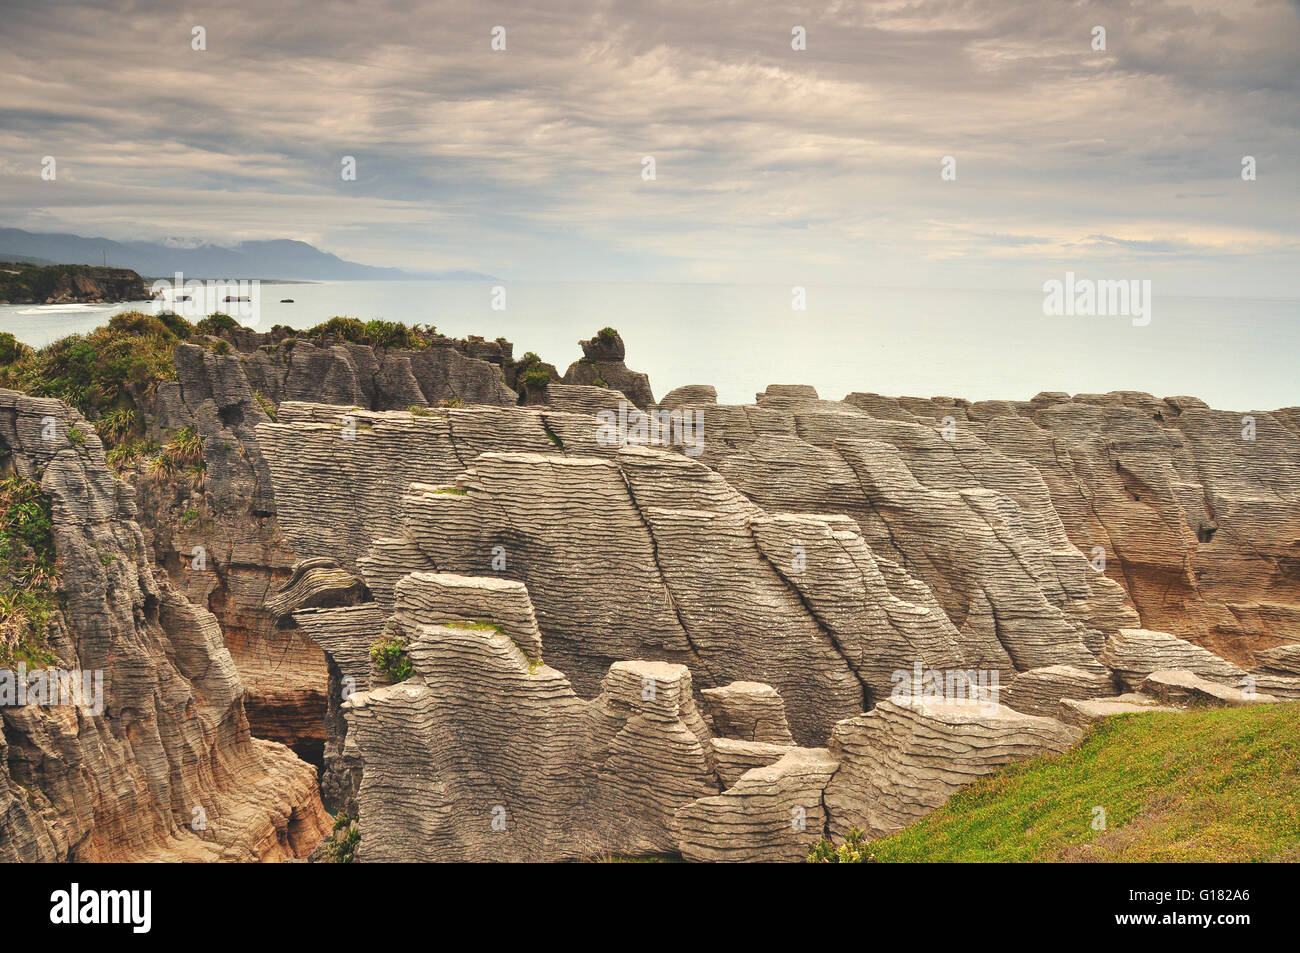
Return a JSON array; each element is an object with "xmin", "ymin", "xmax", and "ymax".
[{"xmin": 1, "ymin": 0, "xmax": 1297, "ymax": 294}]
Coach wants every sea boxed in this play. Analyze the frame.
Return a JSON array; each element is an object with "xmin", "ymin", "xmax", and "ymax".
[{"xmin": 1, "ymin": 281, "xmax": 1297, "ymax": 411}]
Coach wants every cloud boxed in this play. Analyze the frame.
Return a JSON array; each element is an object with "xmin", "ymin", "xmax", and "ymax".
[{"xmin": 0, "ymin": 0, "xmax": 1296, "ymax": 293}]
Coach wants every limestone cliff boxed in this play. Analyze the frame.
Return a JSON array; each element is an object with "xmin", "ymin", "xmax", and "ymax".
[
  {"xmin": 0, "ymin": 390, "xmax": 329, "ymax": 861},
  {"xmin": 6, "ymin": 308, "xmax": 1297, "ymax": 863}
]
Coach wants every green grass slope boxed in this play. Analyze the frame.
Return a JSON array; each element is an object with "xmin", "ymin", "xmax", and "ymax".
[{"xmin": 870, "ymin": 703, "xmax": 1300, "ymax": 862}]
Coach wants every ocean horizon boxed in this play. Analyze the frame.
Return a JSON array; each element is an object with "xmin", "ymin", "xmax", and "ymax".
[{"xmin": 2, "ymin": 280, "xmax": 1297, "ymax": 411}]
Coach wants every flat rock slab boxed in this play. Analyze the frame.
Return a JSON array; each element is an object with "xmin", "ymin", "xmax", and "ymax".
[
  {"xmin": 1141, "ymin": 669, "xmax": 1280, "ymax": 707},
  {"xmin": 1100, "ymin": 629, "xmax": 1244, "ymax": 691},
  {"xmin": 1058, "ymin": 695, "xmax": 1179, "ymax": 727}
]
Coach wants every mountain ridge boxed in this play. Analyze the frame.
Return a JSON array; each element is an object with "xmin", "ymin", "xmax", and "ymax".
[{"xmin": 0, "ymin": 227, "xmax": 497, "ymax": 281}]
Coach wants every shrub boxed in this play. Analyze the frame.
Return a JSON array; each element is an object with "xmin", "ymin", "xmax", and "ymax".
[
  {"xmin": 326, "ymin": 814, "xmax": 360, "ymax": 863},
  {"xmin": 0, "ymin": 310, "xmax": 182, "ymax": 417},
  {"xmin": 162, "ymin": 426, "xmax": 204, "ymax": 467},
  {"xmin": 195, "ymin": 312, "xmax": 239, "ymax": 335},
  {"xmin": 94, "ymin": 407, "xmax": 138, "ymax": 445},
  {"xmin": 303, "ymin": 317, "xmax": 438, "ymax": 350},
  {"xmin": 519, "ymin": 365, "xmax": 551, "ymax": 389},
  {"xmin": 370, "ymin": 635, "xmax": 413, "ymax": 682},
  {"xmin": 807, "ymin": 828, "xmax": 874, "ymax": 863},
  {"xmin": 146, "ymin": 454, "xmax": 172, "ymax": 478},
  {"xmin": 106, "ymin": 439, "xmax": 159, "ymax": 471},
  {"xmin": 0, "ymin": 332, "xmax": 31, "ymax": 366},
  {"xmin": 155, "ymin": 311, "xmax": 193, "ymax": 339},
  {"xmin": 0, "ymin": 475, "xmax": 59, "ymax": 667}
]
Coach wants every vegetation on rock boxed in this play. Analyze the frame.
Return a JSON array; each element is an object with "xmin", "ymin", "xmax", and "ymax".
[
  {"xmin": 325, "ymin": 813, "xmax": 360, "ymax": 863},
  {"xmin": 253, "ymin": 390, "xmax": 277, "ymax": 421},
  {"xmin": 0, "ymin": 311, "xmax": 180, "ymax": 420},
  {"xmin": 106, "ymin": 439, "xmax": 160, "ymax": 470},
  {"xmin": 369, "ymin": 635, "xmax": 413, "ymax": 682},
  {"xmin": 300, "ymin": 316, "xmax": 440, "ymax": 350},
  {"xmin": 807, "ymin": 827, "xmax": 874, "ymax": 863},
  {"xmin": 0, "ymin": 475, "xmax": 59, "ymax": 667}
]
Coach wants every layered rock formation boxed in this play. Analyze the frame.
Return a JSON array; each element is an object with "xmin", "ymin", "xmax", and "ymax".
[
  {"xmin": 252, "ymin": 379, "xmax": 1298, "ymax": 861},
  {"xmin": 313, "ymin": 572, "xmax": 722, "ymax": 861},
  {"xmin": 11, "ymin": 305, "xmax": 1292, "ymax": 863},
  {"xmin": 299, "ymin": 567, "xmax": 1094, "ymax": 862},
  {"xmin": 129, "ymin": 332, "xmax": 519, "ymax": 757},
  {"xmin": 294, "ymin": 569, "xmax": 1064, "ymax": 861},
  {"xmin": 560, "ymin": 329, "xmax": 655, "ymax": 409},
  {"xmin": 765, "ymin": 388, "xmax": 1300, "ymax": 667},
  {"xmin": 820, "ymin": 698, "xmax": 1080, "ymax": 841},
  {"xmin": 0, "ymin": 390, "xmax": 329, "ymax": 861},
  {"xmin": 265, "ymin": 433, "xmax": 983, "ymax": 745}
]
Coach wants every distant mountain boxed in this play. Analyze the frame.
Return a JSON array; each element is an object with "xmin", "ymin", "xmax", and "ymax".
[{"xmin": 0, "ymin": 228, "xmax": 497, "ymax": 281}]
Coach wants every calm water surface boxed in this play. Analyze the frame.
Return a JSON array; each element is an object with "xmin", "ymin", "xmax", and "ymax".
[{"xmin": 2, "ymin": 282, "xmax": 1296, "ymax": 411}]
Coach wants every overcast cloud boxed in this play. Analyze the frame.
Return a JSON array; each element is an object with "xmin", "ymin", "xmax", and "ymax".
[{"xmin": 1, "ymin": 0, "xmax": 1297, "ymax": 293}]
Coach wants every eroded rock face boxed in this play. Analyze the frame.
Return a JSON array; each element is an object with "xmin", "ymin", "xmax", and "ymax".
[
  {"xmin": 1256, "ymin": 643, "xmax": 1300, "ymax": 675},
  {"xmin": 1099, "ymin": 628, "xmax": 1245, "ymax": 691},
  {"xmin": 0, "ymin": 390, "xmax": 329, "ymax": 861},
  {"xmin": 665, "ymin": 386, "xmax": 1300, "ymax": 669},
  {"xmin": 1003, "ymin": 665, "xmax": 1118, "ymax": 717},
  {"xmin": 700, "ymin": 682, "xmax": 796, "ymax": 745},
  {"xmin": 294, "ymin": 547, "xmax": 1106, "ymax": 863},
  {"xmin": 834, "ymin": 391, "xmax": 1300, "ymax": 667},
  {"xmin": 562, "ymin": 330, "xmax": 655, "ymax": 409},
  {"xmin": 128, "ymin": 329, "xmax": 518, "ymax": 754},
  {"xmin": 299, "ymin": 547, "xmax": 1270, "ymax": 863},
  {"xmin": 272, "ymin": 439, "xmax": 989, "ymax": 745},
  {"xmin": 677, "ymin": 393, "xmax": 1140, "ymax": 676},
  {"xmin": 334, "ymin": 573, "xmax": 721, "ymax": 861},
  {"xmin": 821, "ymin": 698, "xmax": 1081, "ymax": 841},
  {"xmin": 257, "ymin": 388, "xmax": 1294, "ymax": 748},
  {"xmin": 1140, "ymin": 670, "xmax": 1279, "ymax": 707},
  {"xmin": 246, "ymin": 378, "xmax": 1296, "ymax": 861},
  {"xmin": 676, "ymin": 747, "xmax": 838, "ymax": 863}
]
